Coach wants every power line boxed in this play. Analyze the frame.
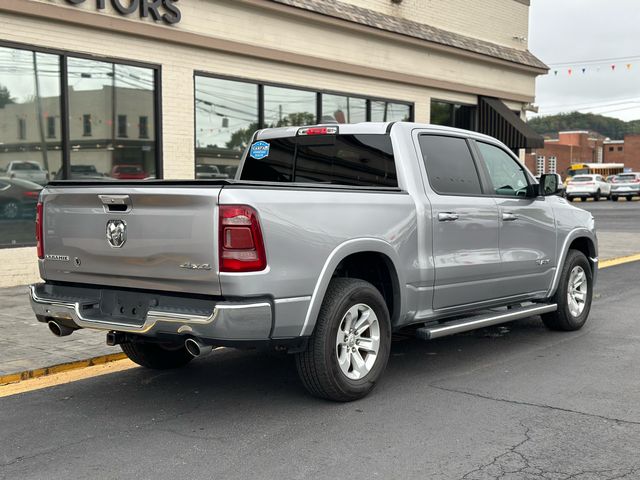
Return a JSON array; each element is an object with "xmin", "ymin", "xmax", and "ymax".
[{"xmin": 547, "ymin": 54, "xmax": 640, "ymax": 67}]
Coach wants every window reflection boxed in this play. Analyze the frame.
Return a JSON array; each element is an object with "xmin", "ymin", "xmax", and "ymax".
[
  {"xmin": 430, "ymin": 100, "xmax": 476, "ymax": 130},
  {"xmin": 322, "ymin": 94, "xmax": 366, "ymax": 124},
  {"xmin": 195, "ymin": 76, "xmax": 258, "ymax": 179},
  {"xmin": 370, "ymin": 101, "xmax": 411, "ymax": 122},
  {"xmin": 264, "ymin": 86, "xmax": 316, "ymax": 128},
  {"xmin": 0, "ymin": 47, "xmax": 60, "ymax": 246},
  {"xmin": 67, "ymin": 58, "xmax": 156, "ymax": 180}
]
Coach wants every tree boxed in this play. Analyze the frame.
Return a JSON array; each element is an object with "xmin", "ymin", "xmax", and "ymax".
[
  {"xmin": 226, "ymin": 122, "xmax": 259, "ymax": 150},
  {"xmin": 528, "ymin": 111, "xmax": 640, "ymax": 140},
  {"xmin": 225, "ymin": 112, "xmax": 317, "ymax": 150},
  {"xmin": 0, "ymin": 85, "xmax": 14, "ymax": 109}
]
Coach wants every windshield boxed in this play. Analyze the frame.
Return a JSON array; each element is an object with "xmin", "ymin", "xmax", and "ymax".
[
  {"xmin": 240, "ymin": 134, "xmax": 397, "ymax": 187},
  {"xmin": 72, "ymin": 165, "xmax": 98, "ymax": 173}
]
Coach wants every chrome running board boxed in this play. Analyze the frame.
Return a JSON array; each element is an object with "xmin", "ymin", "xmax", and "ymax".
[{"xmin": 416, "ymin": 303, "xmax": 557, "ymax": 340}]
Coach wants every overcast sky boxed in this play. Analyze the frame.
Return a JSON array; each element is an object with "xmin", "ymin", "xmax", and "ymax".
[{"xmin": 528, "ymin": 0, "xmax": 640, "ymax": 121}]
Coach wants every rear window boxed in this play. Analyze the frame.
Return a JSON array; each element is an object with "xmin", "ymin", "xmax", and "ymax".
[
  {"xmin": 240, "ymin": 134, "xmax": 397, "ymax": 187},
  {"xmin": 571, "ymin": 176, "xmax": 593, "ymax": 182},
  {"xmin": 616, "ymin": 174, "xmax": 637, "ymax": 182},
  {"xmin": 116, "ymin": 166, "xmax": 143, "ymax": 173}
]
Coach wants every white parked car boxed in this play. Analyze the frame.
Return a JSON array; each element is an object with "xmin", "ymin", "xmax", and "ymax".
[
  {"xmin": 6, "ymin": 161, "xmax": 49, "ymax": 185},
  {"xmin": 566, "ymin": 174, "xmax": 611, "ymax": 202},
  {"xmin": 610, "ymin": 172, "xmax": 640, "ymax": 201}
]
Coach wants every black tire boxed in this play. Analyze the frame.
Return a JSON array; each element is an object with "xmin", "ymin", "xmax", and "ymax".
[
  {"xmin": 611, "ymin": 196, "xmax": 618, "ymax": 202},
  {"xmin": 121, "ymin": 341, "xmax": 193, "ymax": 369},
  {"xmin": 626, "ymin": 196, "xmax": 633, "ymax": 201},
  {"xmin": 542, "ymin": 250, "xmax": 593, "ymax": 331},
  {"xmin": 580, "ymin": 197, "xmax": 587, "ymax": 202},
  {"xmin": 594, "ymin": 190, "xmax": 601, "ymax": 201},
  {"xmin": 566, "ymin": 196, "xmax": 573, "ymax": 202},
  {"xmin": 295, "ymin": 278, "xmax": 391, "ymax": 402}
]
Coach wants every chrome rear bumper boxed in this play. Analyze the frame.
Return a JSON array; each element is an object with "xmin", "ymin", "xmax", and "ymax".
[{"xmin": 29, "ymin": 283, "xmax": 272, "ymax": 341}]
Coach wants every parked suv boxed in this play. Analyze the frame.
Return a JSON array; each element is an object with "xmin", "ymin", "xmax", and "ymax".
[
  {"xmin": 29, "ymin": 123, "xmax": 597, "ymax": 401},
  {"xmin": 566, "ymin": 174, "xmax": 610, "ymax": 201},
  {"xmin": 610, "ymin": 172, "xmax": 640, "ymax": 201}
]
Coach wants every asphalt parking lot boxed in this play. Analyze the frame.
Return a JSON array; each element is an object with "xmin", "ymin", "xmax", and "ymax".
[
  {"xmin": 573, "ymin": 198, "xmax": 640, "ymax": 259},
  {"xmin": 1, "ymin": 260, "xmax": 639, "ymax": 480}
]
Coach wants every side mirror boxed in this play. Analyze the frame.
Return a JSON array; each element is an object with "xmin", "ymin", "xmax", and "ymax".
[{"xmin": 539, "ymin": 173, "xmax": 562, "ymax": 196}]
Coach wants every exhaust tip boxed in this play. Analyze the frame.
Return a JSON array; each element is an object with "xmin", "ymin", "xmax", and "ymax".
[
  {"xmin": 48, "ymin": 320, "xmax": 74, "ymax": 337},
  {"xmin": 185, "ymin": 338, "xmax": 213, "ymax": 357},
  {"xmin": 185, "ymin": 338, "xmax": 201, "ymax": 357}
]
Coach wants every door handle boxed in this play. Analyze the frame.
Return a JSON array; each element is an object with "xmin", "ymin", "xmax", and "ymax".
[
  {"xmin": 438, "ymin": 212, "xmax": 459, "ymax": 222},
  {"xmin": 502, "ymin": 212, "xmax": 518, "ymax": 222}
]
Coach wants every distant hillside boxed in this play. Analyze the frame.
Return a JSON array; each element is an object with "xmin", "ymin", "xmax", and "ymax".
[{"xmin": 528, "ymin": 112, "xmax": 640, "ymax": 140}]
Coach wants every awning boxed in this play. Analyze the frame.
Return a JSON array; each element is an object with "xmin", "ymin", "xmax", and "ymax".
[{"xmin": 478, "ymin": 97, "xmax": 544, "ymax": 150}]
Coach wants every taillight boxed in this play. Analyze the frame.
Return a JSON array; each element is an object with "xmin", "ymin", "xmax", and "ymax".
[
  {"xmin": 219, "ymin": 205, "xmax": 266, "ymax": 272},
  {"xmin": 36, "ymin": 202, "xmax": 44, "ymax": 259},
  {"xmin": 23, "ymin": 191, "xmax": 40, "ymax": 199}
]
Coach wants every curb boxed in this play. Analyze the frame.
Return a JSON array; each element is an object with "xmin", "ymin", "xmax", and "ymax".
[{"xmin": 0, "ymin": 352, "xmax": 127, "ymax": 386}]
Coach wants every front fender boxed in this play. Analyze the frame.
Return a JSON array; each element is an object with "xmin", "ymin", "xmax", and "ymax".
[
  {"xmin": 299, "ymin": 238, "xmax": 405, "ymax": 336},
  {"xmin": 547, "ymin": 228, "xmax": 598, "ymax": 297}
]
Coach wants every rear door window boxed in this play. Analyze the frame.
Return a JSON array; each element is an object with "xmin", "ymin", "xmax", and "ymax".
[
  {"xmin": 240, "ymin": 134, "xmax": 397, "ymax": 187},
  {"xmin": 418, "ymin": 135, "xmax": 482, "ymax": 195}
]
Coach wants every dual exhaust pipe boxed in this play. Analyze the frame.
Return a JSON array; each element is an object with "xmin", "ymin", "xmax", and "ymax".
[{"xmin": 48, "ymin": 320, "xmax": 212, "ymax": 358}]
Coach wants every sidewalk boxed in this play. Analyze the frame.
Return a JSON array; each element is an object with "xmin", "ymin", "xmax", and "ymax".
[
  {"xmin": 0, "ymin": 285, "xmax": 118, "ymax": 378},
  {"xmin": 0, "ymin": 236, "xmax": 636, "ymax": 381}
]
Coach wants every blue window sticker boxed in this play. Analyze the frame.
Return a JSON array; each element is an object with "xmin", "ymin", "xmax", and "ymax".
[{"xmin": 250, "ymin": 141, "xmax": 270, "ymax": 160}]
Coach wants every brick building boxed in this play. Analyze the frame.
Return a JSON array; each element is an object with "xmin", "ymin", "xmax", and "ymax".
[
  {"xmin": 526, "ymin": 131, "xmax": 604, "ymax": 178},
  {"xmin": 603, "ymin": 135, "xmax": 640, "ymax": 172}
]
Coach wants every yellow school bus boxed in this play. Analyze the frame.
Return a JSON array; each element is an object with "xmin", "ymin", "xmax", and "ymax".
[{"xmin": 565, "ymin": 163, "xmax": 625, "ymax": 184}]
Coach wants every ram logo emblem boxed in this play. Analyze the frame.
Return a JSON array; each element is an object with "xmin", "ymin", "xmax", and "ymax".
[{"xmin": 106, "ymin": 220, "xmax": 127, "ymax": 248}]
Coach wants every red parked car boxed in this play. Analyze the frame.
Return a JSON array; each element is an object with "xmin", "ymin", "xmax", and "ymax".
[{"xmin": 111, "ymin": 164, "xmax": 147, "ymax": 180}]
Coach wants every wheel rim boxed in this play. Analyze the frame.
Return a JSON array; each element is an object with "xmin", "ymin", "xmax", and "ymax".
[
  {"xmin": 567, "ymin": 266, "xmax": 588, "ymax": 317},
  {"xmin": 335, "ymin": 303, "xmax": 380, "ymax": 380},
  {"xmin": 3, "ymin": 202, "xmax": 19, "ymax": 219}
]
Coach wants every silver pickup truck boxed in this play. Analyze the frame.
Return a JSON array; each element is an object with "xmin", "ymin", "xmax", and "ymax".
[{"xmin": 29, "ymin": 122, "xmax": 597, "ymax": 401}]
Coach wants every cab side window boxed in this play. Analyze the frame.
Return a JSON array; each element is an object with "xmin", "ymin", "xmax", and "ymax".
[
  {"xmin": 419, "ymin": 135, "xmax": 482, "ymax": 195},
  {"xmin": 476, "ymin": 142, "xmax": 529, "ymax": 197}
]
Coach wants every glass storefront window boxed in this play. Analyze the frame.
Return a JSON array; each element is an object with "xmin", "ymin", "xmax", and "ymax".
[
  {"xmin": 67, "ymin": 58, "xmax": 157, "ymax": 180},
  {"xmin": 430, "ymin": 100, "xmax": 476, "ymax": 131},
  {"xmin": 370, "ymin": 101, "xmax": 411, "ymax": 122},
  {"xmin": 264, "ymin": 86, "xmax": 316, "ymax": 128},
  {"xmin": 0, "ymin": 47, "xmax": 61, "ymax": 246},
  {"xmin": 322, "ymin": 94, "xmax": 366, "ymax": 124},
  {"xmin": 195, "ymin": 76, "xmax": 259, "ymax": 179}
]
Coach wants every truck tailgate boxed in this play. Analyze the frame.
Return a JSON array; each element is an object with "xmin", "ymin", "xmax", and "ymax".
[{"xmin": 41, "ymin": 186, "xmax": 222, "ymax": 295}]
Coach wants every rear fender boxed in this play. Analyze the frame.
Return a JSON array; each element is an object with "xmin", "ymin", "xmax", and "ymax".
[{"xmin": 299, "ymin": 238, "xmax": 404, "ymax": 336}]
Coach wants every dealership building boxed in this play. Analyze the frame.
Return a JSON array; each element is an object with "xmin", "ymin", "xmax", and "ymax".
[{"xmin": 0, "ymin": 0, "xmax": 546, "ymax": 286}]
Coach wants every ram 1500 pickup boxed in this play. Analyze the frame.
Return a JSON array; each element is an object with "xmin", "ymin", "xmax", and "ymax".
[{"xmin": 29, "ymin": 122, "xmax": 597, "ymax": 401}]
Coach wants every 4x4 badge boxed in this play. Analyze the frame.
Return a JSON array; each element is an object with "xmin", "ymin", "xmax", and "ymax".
[{"xmin": 106, "ymin": 219, "xmax": 127, "ymax": 248}]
